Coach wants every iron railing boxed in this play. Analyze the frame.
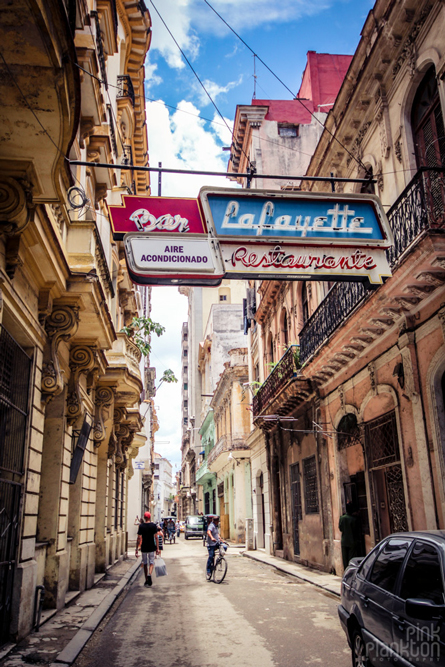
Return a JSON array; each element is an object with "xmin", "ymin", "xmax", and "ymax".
[
  {"xmin": 299, "ymin": 168, "xmax": 445, "ymax": 364},
  {"xmin": 117, "ymin": 75, "xmax": 135, "ymax": 108},
  {"xmin": 252, "ymin": 345, "xmax": 300, "ymax": 416}
]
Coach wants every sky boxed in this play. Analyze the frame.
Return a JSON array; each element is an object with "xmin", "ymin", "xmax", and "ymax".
[{"xmin": 144, "ymin": 0, "xmax": 375, "ymax": 471}]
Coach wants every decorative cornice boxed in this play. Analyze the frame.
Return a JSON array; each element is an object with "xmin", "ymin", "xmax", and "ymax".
[
  {"xmin": 66, "ymin": 344, "xmax": 98, "ymax": 425},
  {"xmin": 42, "ymin": 306, "xmax": 80, "ymax": 403}
]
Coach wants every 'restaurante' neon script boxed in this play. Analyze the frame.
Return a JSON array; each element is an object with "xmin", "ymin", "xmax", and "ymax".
[
  {"xmin": 229, "ymin": 246, "xmax": 377, "ymax": 271},
  {"xmin": 129, "ymin": 209, "xmax": 189, "ymax": 232},
  {"xmin": 221, "ymin": 200, "xmax": 373, "ymax": 237}
]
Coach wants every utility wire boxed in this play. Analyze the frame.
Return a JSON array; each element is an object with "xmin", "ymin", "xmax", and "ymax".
[
  {"xmin": 201, "ymin": 0, "xmax": 368, "ymax": 174},
  {"xmin": 148, "ymin": 0, "xmax": 254, "ymax": 174}
]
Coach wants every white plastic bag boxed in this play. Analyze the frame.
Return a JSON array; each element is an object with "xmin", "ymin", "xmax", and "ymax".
[{"xmin": 155, "ymin": 557, "xmax": 167, "ymax": 577}]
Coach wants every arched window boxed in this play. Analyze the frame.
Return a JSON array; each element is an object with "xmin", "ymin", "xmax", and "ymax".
[
  {"xmin": 337, "ymin": 413, "xmax": 361, "ymax": 450},
  {"xmin": 412, "ymin": 66, "xmax": 445, "ymax": 168},
  {"xmin": 360, "ymin": 166, "xmax": 375, "ymax": 194}
]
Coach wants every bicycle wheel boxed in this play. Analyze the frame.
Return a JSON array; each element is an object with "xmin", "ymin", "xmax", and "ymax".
[{"xmin": 212, "ymin": 556, "xmax": 227, "ymax": 584}]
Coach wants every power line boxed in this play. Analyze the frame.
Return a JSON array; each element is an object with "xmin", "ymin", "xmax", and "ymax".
[
  {"xmin": 147, "ymin": 0, "xmax": 254, "ymax": 175},
  {"xmin": 69, "ymin": 159, "xmax": 375, "ymax": 184},
  {"xmin": 201, "ymin": 0, "xmax": 367, "ymax": 173}
]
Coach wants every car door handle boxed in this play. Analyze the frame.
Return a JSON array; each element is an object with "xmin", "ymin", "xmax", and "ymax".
[
  {"xmin": 394, "ymin": 616, "xmax": 406, "ymax": 631},
  {"xmin": 360, "ymin": 595, "xmax": 369, "ymax": 608}
]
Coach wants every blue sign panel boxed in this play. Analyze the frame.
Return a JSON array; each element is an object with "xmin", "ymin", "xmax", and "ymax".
[{"xmin": 200, "ymin": 188, "xmax": 392, "ymax": 247}]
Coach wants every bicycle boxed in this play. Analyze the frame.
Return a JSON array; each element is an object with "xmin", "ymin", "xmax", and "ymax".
[{"xmin": 207, "ymin": 542, "xmax": 228, "ymax": 584}]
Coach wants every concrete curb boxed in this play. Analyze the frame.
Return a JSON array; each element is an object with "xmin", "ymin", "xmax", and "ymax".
[
  {"xmin": 55, "ymin": 557, "xmax": 141, "ymax": 665},
  {"xmin": 242, "ymin": 551, "xmax": 341, "ymax": 598}
]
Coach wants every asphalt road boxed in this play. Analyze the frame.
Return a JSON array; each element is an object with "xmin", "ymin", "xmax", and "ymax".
[{"xmin": 74, "ymin": 539, "xmax": 351, "ymax": 667}]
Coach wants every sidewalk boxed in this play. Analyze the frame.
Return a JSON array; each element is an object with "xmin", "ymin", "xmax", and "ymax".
[
  {"xmin": 0, "ymin": 555, "xmax": 141, "ymax": 667},
  {"xmin": 241, "ymin": 549, "xmax": 342, "ymax": 597}
]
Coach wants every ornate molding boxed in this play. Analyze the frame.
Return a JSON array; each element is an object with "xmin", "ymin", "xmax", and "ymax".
[
  {"xmin": 93, "ymin": 385, "xmax": 115, "ymax": 445},
  {"xmin": 42, "ymin": 306, "xmax": 80, "ymax": 403},
  {"xmin": 0, "ymin": 176, "xmax": 34, "ymax": 239},
  {"xmin": 66, "ymin": 345, "xmax": 98, "ymax": 426}
]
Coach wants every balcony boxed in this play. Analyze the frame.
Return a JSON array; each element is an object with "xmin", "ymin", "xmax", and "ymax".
[
  {"xmin": 207, "ymin": 434, "xmax": 250, "ymax": 471},
  {"xmin": 252, "ymin": 346, "xmax": 312, "ymax": 420},
  {"xmin": 299, "ymin": 168, "xmax": 445, "ymax": 365},
  {"xmin": 117, "ymin": 75, "xmax": 135, "ymax": 108}
]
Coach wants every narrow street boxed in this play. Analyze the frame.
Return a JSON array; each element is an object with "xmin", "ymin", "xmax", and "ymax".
[{"xmin": 74, "ymin": 540, "xmax": 350, "ymax": 667}]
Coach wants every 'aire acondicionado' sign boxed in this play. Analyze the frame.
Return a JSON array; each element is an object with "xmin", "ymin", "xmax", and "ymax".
[{"xmin": 107, "ymin": 188, "xmax": 394, "ymax": 287}]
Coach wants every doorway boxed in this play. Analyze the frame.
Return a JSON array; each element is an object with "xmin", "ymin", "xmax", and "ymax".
[
  {"xmin": 290, "ymin": 463, "xmax": 302, "ymax": 555},
  {"xmin": 365, "ymin": 411, "xmax": 408, "ymax": 541}
]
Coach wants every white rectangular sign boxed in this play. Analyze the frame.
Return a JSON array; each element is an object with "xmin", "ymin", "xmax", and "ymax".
[
  {"xmin": 124, "ymin": 234, "xmax": 218, "ymax": 274},
  {"xmin": 220, "ymin": 241, "xmax": 392, "ymax": 285}
]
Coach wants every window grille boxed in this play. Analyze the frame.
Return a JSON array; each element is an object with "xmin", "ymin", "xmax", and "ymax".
[{"xmin": 303, "ymin": 456, "xmax": 319, "ymax": 514}]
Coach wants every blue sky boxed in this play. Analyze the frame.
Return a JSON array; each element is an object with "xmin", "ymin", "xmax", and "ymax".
[{"xmin": 144, "ymin": 0, "xmax": 374, "ymax": 470}]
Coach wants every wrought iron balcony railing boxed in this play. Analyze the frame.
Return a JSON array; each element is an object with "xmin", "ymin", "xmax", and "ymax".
[
  {"xmin": 252, "ymin": 345, "xmax": 300, "ymax": 416},
  {"xmin": 299, "ymin": 167, "xmax": 445, "ymax": 364},
  {"xmin": 117, "ymin": 75, "xmax": 135, "ymax": 108}
]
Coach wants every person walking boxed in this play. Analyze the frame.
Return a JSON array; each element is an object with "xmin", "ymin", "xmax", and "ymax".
[
  {"xmin": 135, "ymin": 511, "xmax": 159, "ymax": 587},
  {"xmin": 339, "ymin": 501, "xmax": 359, "ymax": 570},
  {"xmin": 206, "ymin": 515, "xmax": 220, "ymax": 580}
]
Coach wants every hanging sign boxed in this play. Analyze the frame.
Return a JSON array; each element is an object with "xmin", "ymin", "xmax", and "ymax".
[
  {"xmin": 124, "ymin": 233, "xmax": 224, "ymax": 286},
  {"xmin": 199, "ymin": 187, "xmax": 392, "ymax": 247},
  {"xmin": 220, "ymin": 241, "xmax": 391, "ymax": 285},
  {"xmin": 108, "ymin": 195, "xmax": 207, "ymax": 240}
]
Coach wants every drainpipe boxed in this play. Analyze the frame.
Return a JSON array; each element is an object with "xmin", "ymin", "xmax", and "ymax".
[{"xmin": 34, "ymin": 585, "xmax": 45, "ymax": 632}]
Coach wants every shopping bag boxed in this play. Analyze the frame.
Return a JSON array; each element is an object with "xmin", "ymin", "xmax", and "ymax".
[{"xmin": 155, "ymin": 557, "xmax": 167, "ymax": 577}]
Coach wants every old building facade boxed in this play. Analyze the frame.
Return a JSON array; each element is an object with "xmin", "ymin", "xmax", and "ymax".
[
  {"xmin": 0, "ymin": 0, "xmax": 152, "ymax": 644},
  {"xmin": 241, "ymin": 0, "xmax": 445, "ymax": 574}
]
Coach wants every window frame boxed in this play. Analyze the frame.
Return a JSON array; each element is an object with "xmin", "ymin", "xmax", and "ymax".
[
  {"xmin": 397, "ymin": 539, "xmax": 445, "ymax": 604},
  {"xmin": 367, "ymin": 536, "xmax": 413, "ymax": 595}
]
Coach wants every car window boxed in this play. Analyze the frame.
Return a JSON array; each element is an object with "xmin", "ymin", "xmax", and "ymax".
[
  {"xmin": 399, "ymin": 541, "xmax": 445, "ymax": 605},
  {"xmin": 358, "ymin": 545, "xmax": 381, "ymax": 580},
  {"xmin": 369, "ymin": 538, "xmax": 411, "ymax": 594}
]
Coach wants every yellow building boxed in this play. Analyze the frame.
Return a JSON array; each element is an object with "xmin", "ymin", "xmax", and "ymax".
[{"xmin": 0, "ymin": 0, "xmax": 152, "ymax": 643}]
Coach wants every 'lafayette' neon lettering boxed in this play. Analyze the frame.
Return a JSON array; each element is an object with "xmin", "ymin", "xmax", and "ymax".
[
  {"xmin": 230, "ymin": 246, "xmax": 377, "ymax": 271},
  {"xmin": 221, "ymin": 200, "xmax": 373, "ymax": 237},
  {"xmin": 129, "ymin": 208, "xmax": 189, "ymax": 233}
]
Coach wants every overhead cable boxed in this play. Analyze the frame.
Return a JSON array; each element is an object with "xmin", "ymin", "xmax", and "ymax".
[{"xmin": 201, "ymin": 0, "xmax": 368, "ymax": 173}]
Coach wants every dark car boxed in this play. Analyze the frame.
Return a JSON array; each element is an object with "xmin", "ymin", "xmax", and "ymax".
[{"xmin": 338, "ymin": 531, "xmax": 445, "ymax": 666}]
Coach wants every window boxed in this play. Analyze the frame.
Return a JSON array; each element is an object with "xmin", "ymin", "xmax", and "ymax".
[
  {"xmin": 184, "ymin": 401, "xmax": 188, "ymax": 409},
  {"xmin": 303, "ymin": 456, "xmax": 319, "ymax": 514},
  {"xmin": 184, "ymin": 365, "xmax": 188, "ymax": 374},
  {"xmin": 412, "ymin": 66, "xmax": 445, "ymax": 169},
  {"xmin": 183, "ymin": 383, "xmax": 188, "ymax": 391},
  {"xmin": 219, "ymin": 295, "xmax": 227, "ymax": 301},
  {"xmin": 400, "ymin": 541, "xmax": 444, "ymax": 604},
  {"xmin": 183, "ymin": 417, "xmax": 188, "ymax": 425},
  {"xmin": 369, "ymin": 538, "xmax": 411, "ymax": 593},
  {"xmin": 302, "ymin": 283, "xmax": 309, "ymax": 324},
  {"xmin": 278, "ymin": 123, "xmax": 299, "ymax": 137},
  {"xmin": 183, "ymin": 349, "xmax": 188, "ymax": 357},
  {"xmin": 358, "ymin": 545, "xmax": 381, "ymax": 580}
]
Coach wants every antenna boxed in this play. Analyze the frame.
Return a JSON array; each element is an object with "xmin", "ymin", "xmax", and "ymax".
[{"xmin": 253, "ymin": 54, "xmax": 257, "ymax": 100}]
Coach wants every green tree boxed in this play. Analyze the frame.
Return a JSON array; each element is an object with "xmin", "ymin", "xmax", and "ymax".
[{"xmin": 120, "ymin": 316, "xmax": 178, "ymax": 385}]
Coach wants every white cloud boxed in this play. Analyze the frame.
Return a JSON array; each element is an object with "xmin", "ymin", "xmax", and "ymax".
[
  {"xmin": 148, "ymin": 0, "xmax": 332, "ymax": 69},
  {"xmin": 145, "ymin": 60, "xmax": 163, "ymax": 92},
  {"xmin": 146, "ymin": 99, "xmax": 235, "ymax": 198},
  {"xmin": 148, "ymin": 0, "xmax": 199, "ymax": 70},
  {"xmin": 195, "ymin": 76, "xmax": 243, "ymax": 107}
]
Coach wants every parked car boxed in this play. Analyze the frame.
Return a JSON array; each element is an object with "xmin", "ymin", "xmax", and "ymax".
[
  {"xmin": 185, "ymin": 515, "xmax": 204, "ymax": 539},
  {"xmin": 338, "ymin": 531, "xmax": 445, "ymax": 666}
]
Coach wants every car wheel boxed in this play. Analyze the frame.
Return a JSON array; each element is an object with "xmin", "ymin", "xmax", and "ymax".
[
  {"xmin": 352, "ymin": 630, "xmax": 371, "ymax": 667},
  {"xmin": 185, "ymin": 536, "xmax": 188, "ymax": 540}
]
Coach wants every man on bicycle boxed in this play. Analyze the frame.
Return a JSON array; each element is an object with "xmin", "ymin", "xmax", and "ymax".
[{"xmin": 206, "ymin": 515, "xmax": 220, "ymax": 580}]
